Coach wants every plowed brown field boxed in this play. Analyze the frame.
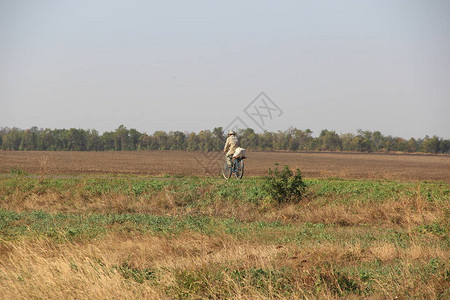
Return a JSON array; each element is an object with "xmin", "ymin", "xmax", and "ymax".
[{"xmin": 1, "ymin": 151, "xmax": 449, "ymax": 181}]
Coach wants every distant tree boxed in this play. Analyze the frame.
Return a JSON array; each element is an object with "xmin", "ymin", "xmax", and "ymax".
[
  {"xmin": 421, "ymin": 136, "xmax": 440, "ymax": 153},
  {"xmin": 286, "ymin": 127, "xmax": 299, "ymax": 150},
  {"xmin": 212, "ymin": 127, "xmax": 225, "ymax": 148},
  {"xmin": 167, "ymin": 131, "xmax": 186, "ymax": 150},
  {"xmin": 258, "ymin": 131, "xmax": 274, "ymax": 150},
  {"xmin": 355, "ymin": 130, "xmax": 374, "ymax": 152},
  {"xmin": 101, "ymin": 131, "xmax": 115, "ymax": 151},
  {"xmin": 152, "ymin": 131, "xmax": 169, "ymax": 150},
  {"xmin": 303, "ymin": 129, "xmax": 314, "ymax": 150},
  {"xmin": 197, "ymin": 130, "xmax": 215, "ymax": 151},
  {"xmin": 340, "ymin": 133, "xmax": 355, "ymax": 151},
  {"xmin": 318, "ymin": 129, "xmax": 341, "ymax": 151},
  {"xmin": 372, "ymin": 131, "xmax": 384, "ymax": 152},
  {"xmin": 0, "ymin": 125, "xmax": 448, "ymax": 154},
  {"xmin": 67, "ymin": 128, "xmax": 87, "ymax": 151},
  {"xmin": 289, "ymin": 128, "xmax": 313, "ymax": 151},
  {"xmin": 2, "ymin": 128, "xmax": 22, "ymax": 150},
  {"xmin": 439, "ymin": 139, "xmax": 450, "ymax": 153},
  {"xmin": 39, "ymin": 128, "xmax": 56, "ymax": 150},
  {"xmin": 186, "ymin": 132, "xmax": 199, "ymax": 151},
  {"xmin": 272, "ymin": 130, "xmax": 291, "ymax": 150},
  {"xmin": 114, "ymin": 125, "xmax": 129, "ymax": 151},
  {"xmin": 128, "ymin": 128, "xmax": 141, "ymax": 151},
  {"xmin": 87, "ymin": 130, "xmax": 102, "ymax": 151},
  {"xmin": 382, "ymin": 135, "xmax": 396, "ymax": 152},
  {"xmin": 240, "ymin": 128, "xmax": 258, "ymax": 149},
  {"xmin": 137, "ymin": 133, "xmax": 151, "ymax": 150},
  {"xmin": 21, "ymin": 127, "xmax": 38, "ymax": 150},
  {"xmin": 407, "ymin": 138, "xmax": 418, "ymax": 152},
  {"xmin": 393, "ymin": 137, "xmax": 408, "ymax": 152}
]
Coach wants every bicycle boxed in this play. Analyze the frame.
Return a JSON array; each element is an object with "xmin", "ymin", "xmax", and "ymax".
[{"xmin": 222, "ymin": 156, "xmax": 245, "ymax": 179}]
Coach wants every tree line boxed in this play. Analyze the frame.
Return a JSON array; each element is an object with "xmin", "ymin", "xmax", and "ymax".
[{"xmin": 0, "ymin": 125, "xmax": 449, "ymax": 154}]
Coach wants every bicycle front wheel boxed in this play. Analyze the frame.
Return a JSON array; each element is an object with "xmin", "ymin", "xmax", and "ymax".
[
  {"xmin": 222, "ymin": 159, "xmax": 232, "ymax": 179},
  {"xmin": 235, "ymin": 159, "xmax": 244, "ymax": 179}
]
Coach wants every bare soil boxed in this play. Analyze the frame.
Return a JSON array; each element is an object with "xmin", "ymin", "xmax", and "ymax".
[{"xmin": 0, "ymin": 150, "xmax": 449, "ymax": 181}]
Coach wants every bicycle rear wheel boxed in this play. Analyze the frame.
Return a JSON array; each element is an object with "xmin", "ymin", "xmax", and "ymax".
[
  {"xmin": 222, "ymin": 158, "xmax": 232, "ymax": 179},
  {"xmin": 235, "ymin": 159, "xmax": 244, "ymax": 179}
]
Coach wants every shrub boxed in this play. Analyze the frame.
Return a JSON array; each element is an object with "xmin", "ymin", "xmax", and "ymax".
[{"xmin": 264, "ymin": 165, "xmax": 306, "ymax": 204}]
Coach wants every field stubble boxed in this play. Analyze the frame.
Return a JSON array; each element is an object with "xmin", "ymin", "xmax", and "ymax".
[{"xmin": 1, "ymin": 150, "xmax": 449, "ymax": 181}]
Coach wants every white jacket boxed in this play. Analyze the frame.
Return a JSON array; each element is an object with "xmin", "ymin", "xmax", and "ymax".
[{"xmin": 224, "ymin": 136, "xmax": 239, "ymax": 156}]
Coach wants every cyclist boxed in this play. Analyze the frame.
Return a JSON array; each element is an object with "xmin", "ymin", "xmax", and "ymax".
[{"xmin": 223, "ymin": 130, "xmax": 239, "ymax": 167}]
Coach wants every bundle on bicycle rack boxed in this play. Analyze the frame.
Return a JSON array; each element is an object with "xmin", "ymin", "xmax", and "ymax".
[
  {"xmin": 233, "ymin": 147, "xmax": 247, "ymax": 159},
  {"xmin": 222, "ymin": 147, "xmax": 246, "ymax": 179}
]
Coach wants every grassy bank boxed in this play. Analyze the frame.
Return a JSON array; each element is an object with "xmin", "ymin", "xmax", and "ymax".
[{"xmin": 0, "ymin": 176, "xmax": 448, "ymax": 299}]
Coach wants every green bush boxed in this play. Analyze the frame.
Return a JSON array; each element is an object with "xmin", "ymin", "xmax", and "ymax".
[{"xmin": 264, "ymin": 165, "xmax": 306, "ymax": 204}]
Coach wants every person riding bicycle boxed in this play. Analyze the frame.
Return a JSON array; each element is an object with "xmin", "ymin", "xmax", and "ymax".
[{"xmin": 223, "ymin": 130, "xmax": 239, "ymax": 167}]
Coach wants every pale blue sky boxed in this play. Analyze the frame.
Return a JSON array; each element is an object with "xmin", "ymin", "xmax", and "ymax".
[{"xmin": 1, "ymin": 0, "xmax": 449, "ymax": 138}]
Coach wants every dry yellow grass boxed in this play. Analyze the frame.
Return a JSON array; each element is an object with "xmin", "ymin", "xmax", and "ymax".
[
  {"xmin": 1, "ymin": 231, "xmax": 447, "ymax": 299},
  {"xmin": 0, "ymin": 167, "xmax": 448, "ymax": 298},
  {"xmin": 2, "ymin": 184, "xmax": 446, "ymax": 227}
]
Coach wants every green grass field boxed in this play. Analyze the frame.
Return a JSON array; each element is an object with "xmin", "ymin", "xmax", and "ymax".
[{"xmin": 0, "ymin": 175, "xmax": 448, "ymax": 299}]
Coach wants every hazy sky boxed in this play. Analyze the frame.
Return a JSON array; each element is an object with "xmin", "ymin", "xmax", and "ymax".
[{"xmin": 1, "ymin": 0, "xmax": 449, "ymax": 138}]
